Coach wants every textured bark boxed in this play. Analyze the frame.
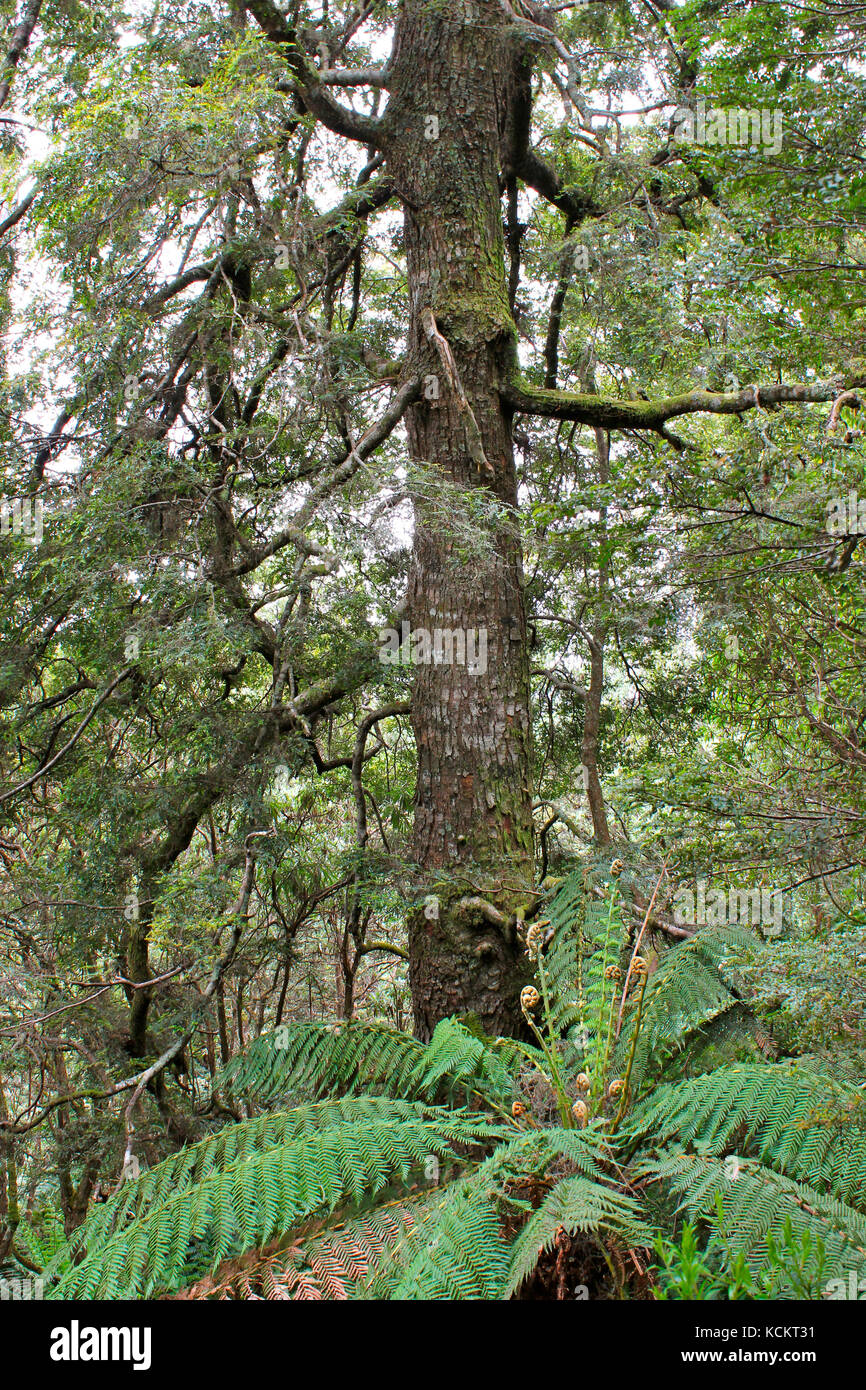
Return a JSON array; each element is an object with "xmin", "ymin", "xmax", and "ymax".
[
  {"xmin": 581, "ymin": 628, "xmax": 610, "ymax": 846},
  {"xmin": 383, "ymin": 0, "xmax": 535, "ymax": 1038},
  {"xmin": 582, "ymin": 426, "xmax": 611, "ymax": 846}
]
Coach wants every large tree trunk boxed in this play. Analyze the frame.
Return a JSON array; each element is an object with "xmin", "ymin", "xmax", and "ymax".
[
  {"xmin": 581, "ymin": 424, "xmax": 612, "ymax": 846},
  {"xmin": 383, "ymin": 0, "xmax": 535, "ymax": 1038}
]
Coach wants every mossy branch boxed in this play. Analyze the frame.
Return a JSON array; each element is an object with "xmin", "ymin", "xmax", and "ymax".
[{"xmin": 503, "ymin": 371, "xmax": 866, "ymax": 432}]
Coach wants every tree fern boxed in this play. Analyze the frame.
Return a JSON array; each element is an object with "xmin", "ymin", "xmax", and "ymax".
[{"xmin": 46, "ymin": 868, "xmax": 866, "ymax": 1300}]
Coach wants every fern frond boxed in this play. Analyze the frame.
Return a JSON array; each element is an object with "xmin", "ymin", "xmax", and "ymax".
[
  {"xmin": 297, "ymin": 1204, "xmax": 422, "ymax": 1299},
  {"xmin": 409, "ymin": 1017, "xmax": 523, "ymax": 1104},
  {"xmin": 10, "ymin": 1210, "xmax": 65, "ymax": 1270},
  {"xmin": 184, "ymin": 1201, "xmax": 424, "ymax": 1300},
  {"xmin": 641, "ymin": 1150, "xmax": 866, "ymax": 1292},
  {"xmin": 218, "ymin": 1020, "xmax": 425, "ymax": 1105},
  {"xmin": 485, "ymin": 1123, "xmax": 613, "ymax": 1181},
  {"xmin": 218, "ymin": 1017, "xmax": 520, "ymax": 1110},
  {"xmin": 611, "ymin": 924, "xmax": 754, "ymax": 1088},
  {"xmin": 542, "ymin": 871, "xmax": 587, "ymax": 1035},
  {"xmin": 543, "ymin": 873, "xmax": 629, "ymax": 1077},
  {"xmin": 47, "ymin": 1099, "xmax": 503, "ymax": 1299},
  {"xmin": 626, "ymin": 1065, "xmax": 866, "ymax": 1207},
  {"xmin": 362, "ymin": 1177, "xmax": 512, "ymax": 1300},
  {"xmin": 505, "ymin": 1175, "xmax": 654, "ymax": 1296},
  {"xmin": 364, "ymin": 1124, "xmax": 621, "ymax": 1300}
]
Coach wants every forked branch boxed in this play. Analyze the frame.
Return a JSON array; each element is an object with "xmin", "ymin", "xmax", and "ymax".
[{"xmin": 246, "ymin": 0, "xmax": 383, "ymax": 146}]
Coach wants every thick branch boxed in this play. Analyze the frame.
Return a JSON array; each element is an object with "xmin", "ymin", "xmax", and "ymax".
[
  {"xmin": 499, "ymin": 31, "xmax": 598, "ymax": 224},
  {"xmin": 542, "ymin": 215, "xmax": 575, "ymax": 389},
  {"xmin": 504, "ymin": 373, "xmax": 866, "ymax": 431},
  {"xmin": 246, "ymin": 0, "xmax": 383, "ymax": 146},
  {"xmin": 0, "ymin": 0, "xmax": 42, "ymax": 110},
  {"xmin": 359, "ymin": 941, "xmax": 409, "ymax": 960},
  {"xmin": 316, "ymin": 65, "xmax": 389, "ymax": 88},
  {"xmin": 0, "ymin": 185, "xmax": 35, "ymax": 239},
  {"xmin": 518, "ymin": 149, "xmax": 598, "ymax": 224}
]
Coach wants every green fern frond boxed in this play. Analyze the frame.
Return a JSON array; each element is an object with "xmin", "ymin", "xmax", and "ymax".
[
  {"xmin": 47, "ymin": 1099, "xmax": 503, "ymax": 1299},
  {"xmin": 218, "ymin": 1017, "xmax": 520, "ymax": 1110},
  {"xmin": 505, "ymin": 1175, "xmax": 654, "ymax": 1296},
  {"xmin": 10, "ymin": 1210, "xmax": 65, "ymax": 1270},
  {"xmin": 626, "ymin": 1065, "xmax": 866, "ymax": 1207},
  {"xmin": 218, "ymin": 1019, "xmax": 425, "ymax": 1105},
  {"xmin": 364, "ymin": 1124, "xmax": 621, "ymax": 1300},
  {"xmin": 640, "ymin": 1150, "xmax": 866, "ymax": 1292},
  {"xmin": 378, "ymin": 1182, "xmax": 512, "ymax": 1300},
  {"xmin": 485, "ymin": 1123, "xmax": 612, "ymax": 1182},
  {"xmin": 611, "ymin": 924, "xmax": 754, "ymax": 1087},
  {"xmin": 543, "ymin": 873, "xmax": 629, "ymax": 1074},
  {"xmin": 410, "ymin": 1017, "xmax": 525, "ymax": 1104},
  {"xmin": 55, "ymin": 1097, "xmax": 427, "ymax": 1263},
  {"xmin": 541, "ymin": 871, "xmax": 587, "ymax": 1035}
]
